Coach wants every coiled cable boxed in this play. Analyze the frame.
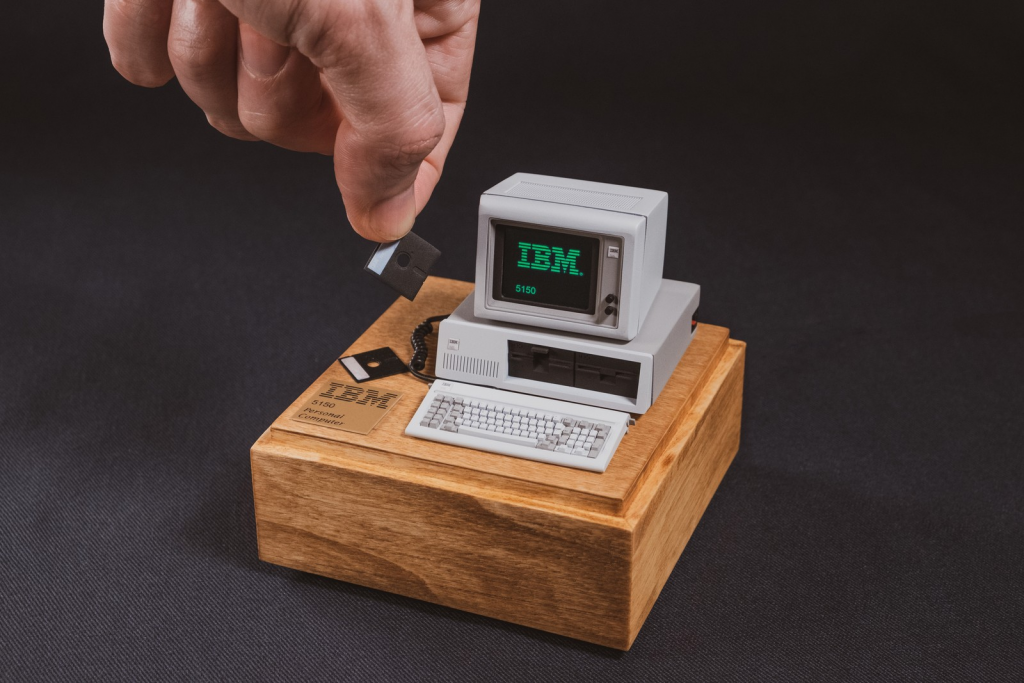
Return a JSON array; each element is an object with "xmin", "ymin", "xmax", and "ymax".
[{"xmin": 408, "ymin": 314, "xmax": 449, "ymax": 383}]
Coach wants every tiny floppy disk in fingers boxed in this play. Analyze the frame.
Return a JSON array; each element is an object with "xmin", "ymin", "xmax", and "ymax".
[{"xmin": 364, "ymin": 232, "xmax": 441, "ymax": 301}]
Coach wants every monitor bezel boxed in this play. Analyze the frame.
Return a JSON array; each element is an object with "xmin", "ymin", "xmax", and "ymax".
[
  {"xmin": 480, "ymin": 214, "xmax": 626, "ymax": 333},
  {"xmin": 490, "ymin": 220, "xmax": 601, "ymax": 315},
  {"xmin": 474, "ymin": 174, "xmax": 663, "ymax": 342}
]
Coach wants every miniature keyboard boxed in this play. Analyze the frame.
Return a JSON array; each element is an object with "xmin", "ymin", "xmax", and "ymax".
[{"xmin": 404, "ymin": 380, "xmax": 630, "ymax": 472}]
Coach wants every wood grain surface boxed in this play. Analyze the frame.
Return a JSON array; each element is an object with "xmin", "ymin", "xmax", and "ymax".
[
  {"xmin": 251, "ymin": 277, "xmax": 745, "ymax": 649},
  {"xmin": 268, "ymin": 278, "xmax": 731, "ymax": 515}
]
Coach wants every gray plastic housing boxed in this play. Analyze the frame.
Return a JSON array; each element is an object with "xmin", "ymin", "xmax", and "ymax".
[
  {"xmin": 439, "ymin": 280, "xmax": 699, "ymax": 414},
  {"xmin": 474, "ymin": 173, "xmax": 667, "ymax": 341}
]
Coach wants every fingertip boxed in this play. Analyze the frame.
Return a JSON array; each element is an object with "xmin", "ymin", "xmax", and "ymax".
[
  {"xmin": 347, "ymin": 184, "xmax": 417, "ymax": 243},
  {"xmin": 110, "ymin": 54, "xmax": 174, "ymax": 88},
  {"xmin": 206, "ymin": 115, "xmax": 260, "ymax": 141},
  {"xmin": 103, "ymin": 0, "xmax": 175, "ymax": 88}
]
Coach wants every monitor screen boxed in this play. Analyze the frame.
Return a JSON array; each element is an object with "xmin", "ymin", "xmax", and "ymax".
[{"xmin": 494, "ymin": 222, "xmax": 599, "ymax": 313}]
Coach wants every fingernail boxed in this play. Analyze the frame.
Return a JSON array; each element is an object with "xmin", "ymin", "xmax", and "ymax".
[
  {"xmin": 365, "ymin": 185, "xmax": 417, "ymax": 242},
  {"xmin": 238, "ymin": 23, "xmax": 290, "ymax": 79}
]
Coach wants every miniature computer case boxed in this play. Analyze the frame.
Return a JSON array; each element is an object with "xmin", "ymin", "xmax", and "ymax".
[{"xmin": 438, "ymin": 280, "xmax": 700, "ymax": 413}]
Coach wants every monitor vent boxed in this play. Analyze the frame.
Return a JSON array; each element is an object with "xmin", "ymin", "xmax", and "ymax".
[
  {"xmin": 442, "ymin": 353, "xmax": 499, "ymax": 378},
  {"xmin": 504, "ymin": 181, "xmax": 642, "ymax": 212}
]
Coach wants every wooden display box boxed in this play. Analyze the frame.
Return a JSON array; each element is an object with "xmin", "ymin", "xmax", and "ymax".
[{"xmin": 250, "ymin": 278, "xmax": 745, "ymax": 650}]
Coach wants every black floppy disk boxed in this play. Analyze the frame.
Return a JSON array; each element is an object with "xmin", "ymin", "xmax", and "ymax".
[
  {"xmin": 338, "ymin": 347, "xmax": 409, "ymax": 383},
  {"xmin": 364, "ymin": 232, "xmax": 441, "ymax": 301}
]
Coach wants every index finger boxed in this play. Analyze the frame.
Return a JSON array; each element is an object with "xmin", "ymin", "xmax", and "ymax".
[{"xmin": 103, "ymin": 0, "xmax": 176, "ymax": 87}]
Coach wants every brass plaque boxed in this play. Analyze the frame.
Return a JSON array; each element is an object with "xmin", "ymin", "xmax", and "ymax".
[{"xmin": 291, "ymin": 381, "xmax": 403, "ymax": 435}]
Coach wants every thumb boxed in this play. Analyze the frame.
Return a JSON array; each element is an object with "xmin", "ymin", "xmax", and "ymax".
[{"xmin": 219, "ymin": 0, "xmax": 445, "ymax": 242}]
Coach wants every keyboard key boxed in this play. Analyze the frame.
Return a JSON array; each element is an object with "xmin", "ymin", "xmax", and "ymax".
[{"xmin": 458, "ymin": 425, "xmax": 538, "ymax": 448}]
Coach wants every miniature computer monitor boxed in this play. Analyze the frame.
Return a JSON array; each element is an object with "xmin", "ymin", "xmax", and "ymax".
[{"xmin": 473, "ymin": 173, "xmax": 667, "ymax": 341}]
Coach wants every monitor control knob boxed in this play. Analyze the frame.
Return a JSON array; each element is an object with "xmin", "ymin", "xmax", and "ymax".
[
  {"xmin": 605, "ymin": 294, "xmax": 617, "ymax": 304},
  {"xmin": 604, "ymin": 305, "xmax": 616, "ymax": 316}
]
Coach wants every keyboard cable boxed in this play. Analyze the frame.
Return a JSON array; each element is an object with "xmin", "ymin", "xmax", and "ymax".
[{"xmin": 408, "ymin": 315, "xmax": 449, "ymax": 383}]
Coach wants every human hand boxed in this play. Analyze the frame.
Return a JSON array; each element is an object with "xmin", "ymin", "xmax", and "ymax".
[{"xmin": 103, "ymin": 0, "xmax": 480, "ymax": 241}]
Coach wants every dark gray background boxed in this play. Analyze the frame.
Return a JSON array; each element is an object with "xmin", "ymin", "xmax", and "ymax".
[{"xmin": 2, "ymin": 0, "xmax": 1023, "ymax": 680}]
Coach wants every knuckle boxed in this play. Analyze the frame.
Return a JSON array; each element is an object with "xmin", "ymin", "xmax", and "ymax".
[
  {"xmin": 415, "ymin": 0, "xmax": 481, "ymax": 38},
  {"xmin": 333, "ymin": 0, "xmax": 391, "ymax": 33},
  {"xmin": 301, "ymin": 8, "xmax": 355, "ymax": 64},
  {"xmin": 167, "ymin": 32, "xmax": 222, "ymax": 81},
  {"xmin": 107, "ymin": 0, "xmax": 160, "ymax": 29},
  {"xmin": 299, "ymin": 1, "xmax": 394, "ymax": 66},
  {"xmin": 105, "ymin": 0, "xmax": 171, "ymax": 46},
  {"xmin": 380, "ymin": 109, "xmax": 446, "ymax": 172}
]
